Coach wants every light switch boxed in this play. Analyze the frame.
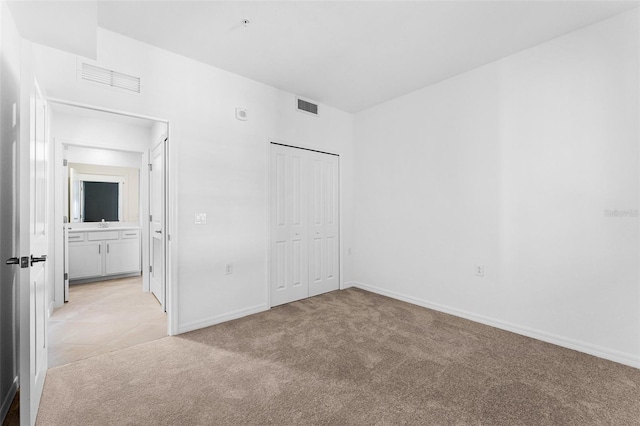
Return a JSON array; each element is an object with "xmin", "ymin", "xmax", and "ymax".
[{"xmin": 195, "ymin": 213, "xmax": 207, "ymax": 225}]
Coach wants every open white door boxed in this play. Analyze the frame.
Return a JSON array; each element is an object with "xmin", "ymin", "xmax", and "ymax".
[
  {"xmin": 149, "ymin": 138, "xmax": 165, "ymax": 310},
  {"xmin": 18, "ymin": 63, "xmax": 49, "ymax": 424}
]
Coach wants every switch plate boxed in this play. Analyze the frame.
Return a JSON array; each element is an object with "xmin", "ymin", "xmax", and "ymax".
[
  {"xmin": 475, "ymin": 265, "xmax": 484, "ymax": 277},
  {"xmin": 195, "ymin": 213, "xmax": 207, "ymax": 225},
  {"xmin": 225, "ymin": 264, "xmax": 233, "ymax": 275}
]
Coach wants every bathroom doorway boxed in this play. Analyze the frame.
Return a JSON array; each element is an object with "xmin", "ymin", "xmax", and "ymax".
[{"xmin": 49, "ymin": 102, "xmax": 169, "ymax": 367}]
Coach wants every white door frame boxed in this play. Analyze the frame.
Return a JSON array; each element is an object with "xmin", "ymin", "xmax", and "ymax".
[
  {"xmin": 48, "ymin": 98, "xmax": 178, "ymax": 336},
  {"xmin": 266, "ymin": 139, "xmax": 343, "ymax": 309}
]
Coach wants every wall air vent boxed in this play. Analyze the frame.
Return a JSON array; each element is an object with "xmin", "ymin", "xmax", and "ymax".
[
  {"xmin": 296, "ymin": 97, "xmax": 319, "ymax": 116},
  {"xmin": 81, "ymin": 63, "xmax": 141, "ymax": 93}
]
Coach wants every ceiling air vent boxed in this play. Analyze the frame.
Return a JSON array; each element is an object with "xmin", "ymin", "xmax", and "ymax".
[
  {"xmin": 81, "ymin": 63, "xmax": 141, "ymax": 93},
  {"xmin": 296, "ymin": 97, "xmax": 318, "ymax": 116}
]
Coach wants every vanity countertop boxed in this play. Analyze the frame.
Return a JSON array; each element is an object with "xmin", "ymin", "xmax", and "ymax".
[{"xmin": 67, "ymin": 226, "xmax": 141, "ymax": 233}]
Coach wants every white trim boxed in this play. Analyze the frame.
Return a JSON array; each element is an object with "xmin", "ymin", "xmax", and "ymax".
[
  {"xmin": 0, "ymin": 377, "xmax": 18, "ymax": 422},
  {"xmin": 48, "ymin": 98, "xmax": 167, "ymax": 123},
  {"xmin": 166, "ymin": 126, "xmax": 179, "ymax": 336},
  {"xmin": 177, "ymin": 304, "xmax": 269, "ymax": 334},
  {"xmin": 341, "ymin": 281, "xmax": 356, "ymax": 289},
  {"xmin": 350, "ymin": 281, "xmax": 640, "ymax": 369},
  {"xmin": 265, "ymin": 139, "xmax": 271, "ymax": 310}
]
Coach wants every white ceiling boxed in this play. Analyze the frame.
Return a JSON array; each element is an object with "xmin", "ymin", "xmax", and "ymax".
[
  {"xmin": 96, "ymin": 1, "xmax": 639, "ymax": 113},
  {"xmin": 11, "ymin": 1, "xmax": 640, "ymax": 113},
  {"xmin": 7, "ymin": 0, "xmax": 97, "ymax": 59}
]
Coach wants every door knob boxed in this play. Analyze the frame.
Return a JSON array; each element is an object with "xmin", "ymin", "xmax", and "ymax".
[
  {"xmin": 155, "ymin": 230, "xmax": 162, "ymax": 234},
  {"xmin": 30, "ymin": 255, "xmax": 47, "ymax": 266},
  {"xmin": 5, "ymin": 257, "xmax": 19, "ymax": 265}
]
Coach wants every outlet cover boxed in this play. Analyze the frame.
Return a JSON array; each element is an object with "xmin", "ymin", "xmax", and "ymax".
[
  {"xmin": 195, "ymin": 213, "xmax": 207, "ymax": 225},
  {"xmin": 225, "ymin": 264, "xmax": 233, "ymax": 275},
  {"xmin": 475, "ymin": 265, "xmax": 484, "ymax": 277}
]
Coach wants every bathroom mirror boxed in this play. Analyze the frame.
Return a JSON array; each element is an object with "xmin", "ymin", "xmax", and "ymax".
[{"xmin": 69, "ymin": 163, "xmax": 140, "ymax": 223}]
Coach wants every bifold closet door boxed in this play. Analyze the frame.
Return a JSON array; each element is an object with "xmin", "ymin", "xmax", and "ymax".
[
  {"xmin": 270, "ymin": 144, "xmax": 339, "ymax": 307},
  {"xmin": 308, "ymin": 151, "xmax": 339, "ymax": 297},
  {"xmin": 270, "ymin": 144, "xmax": 309, "ymax": 307}
]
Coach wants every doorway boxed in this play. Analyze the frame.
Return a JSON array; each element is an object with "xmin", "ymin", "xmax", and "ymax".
[
  {"xmin": 269, "ymin": 142, "xmax": 340, "ymax": 307},
  {"xmin": 49, "ymin": 102, "xmax": 169, "ymax": 367}
]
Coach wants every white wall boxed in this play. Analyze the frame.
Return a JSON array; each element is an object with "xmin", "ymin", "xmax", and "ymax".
[
  {"xmin": 52, "ymin": 111, "xmax": 151, "ymax": 153},
  {"xmin": 66, "ymin": 145, "xmax": 144, "ymax": 169},
  {"xmin": 353, "ymin": 10, "xmax": 640, "ymax": 367},
  {"xmin": 34, "ymin": 28, "xmax": 354, "ymax": 333},
  {"xmin": 0, "ymin": 0, "xmax": 21, "ymax": 418}
]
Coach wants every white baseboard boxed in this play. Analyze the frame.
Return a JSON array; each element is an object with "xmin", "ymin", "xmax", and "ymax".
[
  {"xmin": 48, "ymin": 300, "xmax": 55, "ymax": 318},
  {"xmin": 341, "ymin": 281, "xmax": 357, "ymax": 290},
  {"xmin": 350, "ymin": 281, "xmax": 640, "ymax": 369},
  {"xmin": 177, "ymin": 304, "xmax": 269, "ymax": 334},
  {"xmin": 0, "ymin": 376, "xmax": 18, "ymax": 422}
]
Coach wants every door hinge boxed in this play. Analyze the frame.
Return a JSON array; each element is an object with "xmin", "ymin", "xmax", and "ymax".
[
  {"xmin": 149, "ymin": 214, "xmax": 153, "ymax": 222},
  {"xmin": 63, "ymin": 159, "xmax": 68, "ymax": 166},
  {"xmin": 64, "ymin": 272, "xmax": 68, "ymax": 280},
  {"xmin": 149, "ymin": 265, "xmax": 153, "ymax": 273},
  {"xmin": 148, "ymin": 163, "xmax": 153, "ymax": 172}
]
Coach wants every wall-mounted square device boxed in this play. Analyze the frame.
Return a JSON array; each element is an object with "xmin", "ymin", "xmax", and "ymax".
[{"xmin": 235, "ymin": 107, "xmax": 248, "ymax": 121}]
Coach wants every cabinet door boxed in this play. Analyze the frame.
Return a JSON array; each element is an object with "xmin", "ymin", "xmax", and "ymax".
[
  {"xmin": 105, "ymin": 238, "xmax": 140, "ymax": 275},
  {"xmin": 68, "ymin": 242, "xmax": 103, "ymax": 279}
]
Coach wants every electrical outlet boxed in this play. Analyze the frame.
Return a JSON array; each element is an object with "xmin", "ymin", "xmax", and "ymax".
[
  {"xmin": 225, "ymin": 263, "xmax": 233, "ymax": 275},
  {"xmin": 475, "ymin": 265, "xmax": 484, "ymax": 277},
  {"xmin": 195, "ymin": 213, "xmax": 207, "ymax": 225}
]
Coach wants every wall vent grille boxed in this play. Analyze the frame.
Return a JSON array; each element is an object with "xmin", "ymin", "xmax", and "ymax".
[
  {"xmin": 81, "ymin": 63, "xmax": 141, "ymax": 93},
  {"xmin": 297, "ymin": 97, "xmax": 318, "ymax": 116}
]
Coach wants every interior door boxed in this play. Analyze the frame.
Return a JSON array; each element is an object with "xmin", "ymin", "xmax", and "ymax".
[
  {"xmin": 149, "ymin": 138, "xmax": 165, "ymax": 309},
  {"xmin": 308, "ymin": 151, "xmax": 339, "ymax": 297},
  {"xmin": 18, "ymin": 73, "xmax": 49, "ymax": 425},
  {"xmin": 270, "ymin": 144, "xmax": 309, "ymax": 307},
  {"xmin": 0, "ymin": 20, "xmax": 21, "ymax": 421}
]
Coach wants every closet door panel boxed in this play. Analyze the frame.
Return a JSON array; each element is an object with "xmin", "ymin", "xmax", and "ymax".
[
  {"xmin": 308, "ymin": 152, "xmax": 339, "ymax": 297},
  {"xmin": 270, "ymin": 145, "xmax": 309, "ymax": 307}
]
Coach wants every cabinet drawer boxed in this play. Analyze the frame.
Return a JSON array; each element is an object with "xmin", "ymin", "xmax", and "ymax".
[
  {"xmin": 87, "ymin": 231, "xmax": 119, "ymax": 241},
  {"xmin": 67, "ymin": 233, "xmax": 85, "ymax": 242},
  {"xmin": 121, "ymin": 230, "xmax": 140, "ymax": 239}
]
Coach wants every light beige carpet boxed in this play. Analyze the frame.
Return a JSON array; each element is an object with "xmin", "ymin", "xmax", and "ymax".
[{"xmin": 36, "ymin": 288, "xmax": 640, "ymax": 425}]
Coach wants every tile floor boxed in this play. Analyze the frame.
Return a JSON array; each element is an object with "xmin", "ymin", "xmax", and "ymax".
[{"xmin": 48, "ymin": 276, "xmax": 167, "ymax": 368}]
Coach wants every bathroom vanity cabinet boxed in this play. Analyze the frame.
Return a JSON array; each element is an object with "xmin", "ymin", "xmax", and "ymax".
[{"xmin": 68, "ymin": 228, "xmax": 141, "ymax": 281}]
